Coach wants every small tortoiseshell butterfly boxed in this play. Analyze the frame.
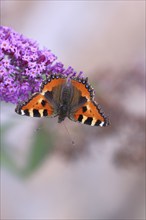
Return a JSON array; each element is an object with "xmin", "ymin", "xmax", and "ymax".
[{"xmin": 15, "ymin": 74, "xmax": 109, "ymax": 127}]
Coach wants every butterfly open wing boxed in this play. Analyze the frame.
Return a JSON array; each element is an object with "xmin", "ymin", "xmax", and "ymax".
[
  {"xmin": 15, "ymin": 73, "xmax": 109, "ymax": 126},
  {"xmin": 69, "ymin": 77, "xmax": 109, "ymax": 127},
  {"xmin": 71, "ymin": 100, "xmax": 109, "ymax": 126},
  {"xmin": 15, "ymin": 74, "xmax": 67, "ymax": 117},
  {"xmin": 15, "ymin": 93, "xmax": 54, "ymax": 117}
]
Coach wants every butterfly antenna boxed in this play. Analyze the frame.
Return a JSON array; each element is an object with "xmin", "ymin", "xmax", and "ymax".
[{"xmin": 63, "ymin": 122, "xmax": 75, "ymax": 145}]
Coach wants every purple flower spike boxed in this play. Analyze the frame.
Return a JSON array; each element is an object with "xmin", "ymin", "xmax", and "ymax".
[{"xmin": 0, "ymin": 26, "xmax": 83, "ymax": 104}]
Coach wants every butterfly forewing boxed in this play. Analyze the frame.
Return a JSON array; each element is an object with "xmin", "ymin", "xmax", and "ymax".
[
  {"xmin": 41, "ymin": 76, "xmax": 67, "ymax": 94},
  {"xmin": 71, "ymin": 77, "xmax": 93, "ymax": 100}
]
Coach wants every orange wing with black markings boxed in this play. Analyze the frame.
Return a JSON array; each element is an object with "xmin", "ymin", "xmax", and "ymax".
[
  {"xmin": 71, "ymin": 100, "xmax": 109, "ymax": 126},
  {"xmin": 15, "ymin": 73, "xmax": 109, "ymax": 126},
  {"xmin": 15, "ymin": 74, "xmax": 67, "ymax": 118},
  {"xmin": 71, "ymin": 77, "xmax": 93, "ymax": 100},
  {"xmin": 15, "ymin": 93, "xmax": 54, "ymax": 117},
  {"xmin": 41, "ymin": 74, "xmax": 66, "ymax": 94},
  {"xmin": 70, "ymin": 77, "xmax": 109, "ymax": 127}
]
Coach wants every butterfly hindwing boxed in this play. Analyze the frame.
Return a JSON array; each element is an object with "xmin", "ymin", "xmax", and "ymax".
[
  {"xmin": 15, "ymin": 93, "xmax": 54, "ymax": 117},
  {"xmin": 72, "ymin": 100, "xmax": 109, "ymax": 127}
]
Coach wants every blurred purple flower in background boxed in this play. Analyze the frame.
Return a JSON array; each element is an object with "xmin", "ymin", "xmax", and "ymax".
[{"xmin": 0, "ymin": 26, "xmax": 78, "ymax": 104}]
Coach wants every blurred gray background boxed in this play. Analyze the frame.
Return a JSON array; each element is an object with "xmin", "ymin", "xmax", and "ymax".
[{"xmin": 1, "ymin": 1, "xmax": 145, "ymax": 220}]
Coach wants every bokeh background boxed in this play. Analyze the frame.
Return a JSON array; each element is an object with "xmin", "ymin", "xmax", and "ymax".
[{"xmin": 1, "ymin": 1, "xmax": 145, "ymax": 219}]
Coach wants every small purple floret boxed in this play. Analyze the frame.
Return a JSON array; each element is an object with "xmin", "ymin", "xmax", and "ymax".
[{"xmin": 0, "ymin": 26, "xmax": 84, "ymax": 104}]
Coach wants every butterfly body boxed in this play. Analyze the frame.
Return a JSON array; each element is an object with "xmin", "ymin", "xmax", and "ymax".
[
  {"xmin": 15, "ymin": 74, "xmax": 109, "ymax": 127},
  {"xmin": 49, "ymin": 82, "xmax": 74, "ymax": 123}
]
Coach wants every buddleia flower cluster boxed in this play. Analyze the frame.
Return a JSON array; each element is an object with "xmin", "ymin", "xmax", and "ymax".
[{"xmin": 0, "ymin": 26, "xmax": 80, "ymax": 104}]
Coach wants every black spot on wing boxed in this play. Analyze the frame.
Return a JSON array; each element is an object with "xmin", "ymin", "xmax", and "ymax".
[
  {"xmin": 82, "ymin": 106, "xmax": 87, "ymax": 112},
  {"xmin": 84, "ymin": 117, "xmax": 93, "ymax": 125},
  {"xmin": 78, "ymin": 96, "xmax": 87, "ymax": 105},
  {"xmin": 24, "ymin": 109, "xmax": 30, "ymax": 116},
  {"xmin": 43, "ymin": 109, "xmax": 48, "ymax": 116},
  {"xmin": 41, "ymin": 100, "xmax": 46, "ymax": 106},
  {"xmin": 78, "ymin": 114, "xmax": 83, "ymax": 122},
  {"xmin": 33, "ymin": 109, "xmax": 41, "ymax": 117},
  {"xmin": 95, "ymin": 120, "xmax": 101, "ymax": 126}
]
